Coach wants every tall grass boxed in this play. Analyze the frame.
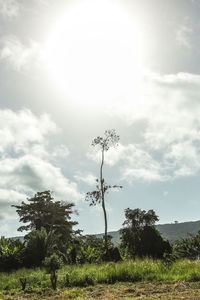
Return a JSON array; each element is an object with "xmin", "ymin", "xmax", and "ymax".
[{"xmin": 1, "ymin": 258, "xmax": 200, "ymax": 291}]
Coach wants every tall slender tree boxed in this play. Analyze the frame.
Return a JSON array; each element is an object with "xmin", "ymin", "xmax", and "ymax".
[{"xmin": 86, "ymin": 129, "xmax": 122, "ymax": 254}]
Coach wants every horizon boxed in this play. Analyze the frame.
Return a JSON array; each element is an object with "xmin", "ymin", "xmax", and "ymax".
[{"xmin": 6, "ymin": 218, "xmax": 200, "ymax": 239}]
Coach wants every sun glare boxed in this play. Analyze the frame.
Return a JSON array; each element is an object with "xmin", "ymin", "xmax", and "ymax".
[{"xmin": 44, "ymin": 0, "xmax": 145, "ymax": 105}]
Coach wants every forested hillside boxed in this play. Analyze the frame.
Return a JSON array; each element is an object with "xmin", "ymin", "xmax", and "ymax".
[
  {"xmin": 156, "ymin": 221, "xmax": 200, "ymax": 242},
  {"xmin": 12, "ymin": 220, "xmax": 200, "ymax": 244},
  {"xmin": 96, "ymin": 220, "xmax": 200, "ymax": 244}
]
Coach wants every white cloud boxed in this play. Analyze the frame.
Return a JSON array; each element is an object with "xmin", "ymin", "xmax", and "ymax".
[
  {"xmin": 112, "ymin": 144, "xmax": 168, "ymax": 182},
  {"xmin": 0, "ymin": 108, "xmax": 82, "ymax": 226},
  {"xmin": 51, "ymin": 144, "xmax": 70, "ymax": 159},
  {"xmin": 0, "ymin": 0, "xmax": 20, "ymax": 19},
  {"xmin": 0, "ymin": 189, "xmax": 26, "ymax": 220},
  {"xmin": 88, "ymin": 143, "xmax": 166, "ymax": 183},
  {"xmin": 0, "ymin": 36, "xmax": 42, "ymax": 72},
  {"xmin": 0, "ymin": 155, "xmax": 81, "ymax": 200},
  {"xmin": 165, "ymin": 140, "xmax": 200, "ymax": 178},
  {"xmin": 104, "ymin": 71, "xmax": 200, "ymax": 182},
  {"xmin": 142, "ymin": 72, "xmax": 200, "ymax": 153},
  {"xmin": 122, "ymin": 168, "xmax": 162, "ymax": 183},
  {"xmin": 0, "ymin": 108, "xmax": 58, "ymax": 156},
  {"xmin": 0, "ymin": 189, "xmax": 27, "ymax": 237},
  {"xmin": 74, "ymin": 173, "xmax": 97, "ymax": 186}
]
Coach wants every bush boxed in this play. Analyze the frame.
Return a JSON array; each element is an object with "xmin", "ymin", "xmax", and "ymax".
[{"xmin": 44, "ymin": 253, "xmax": 62, "ymax": 290}]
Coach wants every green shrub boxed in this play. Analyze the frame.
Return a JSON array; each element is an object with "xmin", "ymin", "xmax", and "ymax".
[{"xmin": 44, "ymin": 253, "xmax": 62, "ymax": 290}]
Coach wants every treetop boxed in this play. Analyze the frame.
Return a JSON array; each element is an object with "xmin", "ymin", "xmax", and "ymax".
[{"xmin": 91, "ymin": 129, "xmax": 120, "ymax": 151}]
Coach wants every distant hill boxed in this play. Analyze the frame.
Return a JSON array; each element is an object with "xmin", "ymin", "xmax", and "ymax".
[
  {"xmin": 8, "ymin": 220, "xmax": 200, "ymax": 244},
  {"xmin": 156, "ymin": 220, "xmax": 200, "ymax": 242},
  {"xmin": 96, "ymin": 220, "xmax": 200, "ymax": 244}
]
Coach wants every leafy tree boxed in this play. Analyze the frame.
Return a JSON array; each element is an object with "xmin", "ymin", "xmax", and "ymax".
[
  {"xmin": 86, "ymin": 129, "xmax": 122, "ymax": 254},
  {"xmin": 66, "ymin": 235, "xmax": 104, "ymax": 264},
  {"xmin": 74, "ymin": 234, "xmax": 121, "ymax": 263},
  {"xmin": 23, "ymin": 228, "xmax": 58, "ymax": 267},
  {"xmin": 78, "ymin": 235, "xmax": 107, "ymax": 263},
  {"xmin": 12, "ymin": 191, "xmax": 78, "ymax": 248},
  {"xmin": 140, "ymin": 226, "xmax": 172, "ymax": 258},
  {"xmin": 120, "ymin": 208, "xmax": 171, "ymax": 259},
  {"xmin": 79, "ymin": 244, "xmax": 95, "ymax": 264},
  {"xmin": 0, "ymin": 237, "xmax": 24, "ymax": 271}
]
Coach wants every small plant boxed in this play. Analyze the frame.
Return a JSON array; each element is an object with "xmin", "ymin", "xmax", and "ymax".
[
  {"xmin": 65, "ymin": 272, "xmax": 70, "ymax": 286},
  {"xmin": 19, "ymin": 277, "xmax": 26, "ymax": 290},
  {"xmin": 44, "ymin": 253, "xmax": 62, "ymax": 290}
]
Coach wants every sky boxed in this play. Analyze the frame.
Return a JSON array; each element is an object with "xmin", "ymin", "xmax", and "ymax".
[{"xmin": 1, "ymin": 0, "xmax": 200, "ymax": 237}]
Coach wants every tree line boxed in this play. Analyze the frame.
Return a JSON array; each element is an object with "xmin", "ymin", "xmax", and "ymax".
[
  {"xmin": 1, "ymin": 190, "xmax": 200, "ymax": 289},
  {"xmin": 1, "ymin": 190, "xmax": 172, "ymax": 269}
]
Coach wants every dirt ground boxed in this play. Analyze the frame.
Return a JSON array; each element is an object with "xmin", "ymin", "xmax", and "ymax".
[{"xmin": 1, "ymin": 281, "xmax": 200, "ymax": 299}]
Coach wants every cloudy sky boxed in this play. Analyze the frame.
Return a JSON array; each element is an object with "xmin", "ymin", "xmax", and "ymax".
[{"xmin": 1, "ymin": 0, "xmax": 200, "ymax": 237}]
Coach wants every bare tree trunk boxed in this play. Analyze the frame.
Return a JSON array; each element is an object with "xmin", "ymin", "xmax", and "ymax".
[
  {"xmin": 100, "ymin": 148, "xmax": 108, "ymax": 253},
  {"xmin": 102, "ymin": 195, "xmax": 108, "ymax": 252}
]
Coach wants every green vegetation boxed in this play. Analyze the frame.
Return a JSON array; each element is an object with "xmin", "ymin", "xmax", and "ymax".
[
  {"xmin": 44, "ymin": 253, "xmax": 62, "ymax": 290},
  {"xmin": 173, "ymin": 230, "xmax": 200, "ymax": 260},
  {"xmin": 120, "ymin": 208, "xmax": 171, "ymax": 259},
  {"xmin": 0, "ymin": 236, "xmax": 23, "ymax": 271},
  {"xmin": 1, "ymin": 259, "xmax": 200, "ymax": 292},
  {"xmin": 2, "ymin": 188, "xmax": 200, "ymax": 294},
  {"xmin": 12, "ymin": 190, "xmax": 78, "ymax": 245}
]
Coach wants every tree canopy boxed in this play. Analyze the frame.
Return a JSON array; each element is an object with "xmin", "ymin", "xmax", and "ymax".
[
  {"xmin": 120, "ymin": 208, "xmax": 171, "ymax": 259},
  {"xmin": 12, "ymin": 191, "xmax": 78, "ymax": 246}
]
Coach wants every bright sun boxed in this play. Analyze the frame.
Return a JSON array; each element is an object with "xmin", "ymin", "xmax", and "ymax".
[{"xmin": 44, "ymin": 0, "xmax": 144, "ymax": 105}]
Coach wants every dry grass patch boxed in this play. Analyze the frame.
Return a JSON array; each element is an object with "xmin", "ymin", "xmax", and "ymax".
[{"xmin": 1, "ymin": 282, "xmax": 200, "ymax": 299}]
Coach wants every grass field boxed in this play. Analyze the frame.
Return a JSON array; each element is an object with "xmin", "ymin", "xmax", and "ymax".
[{"xmin": 1, "ymin": 259, "xmax": 200, "ymax": 299}]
